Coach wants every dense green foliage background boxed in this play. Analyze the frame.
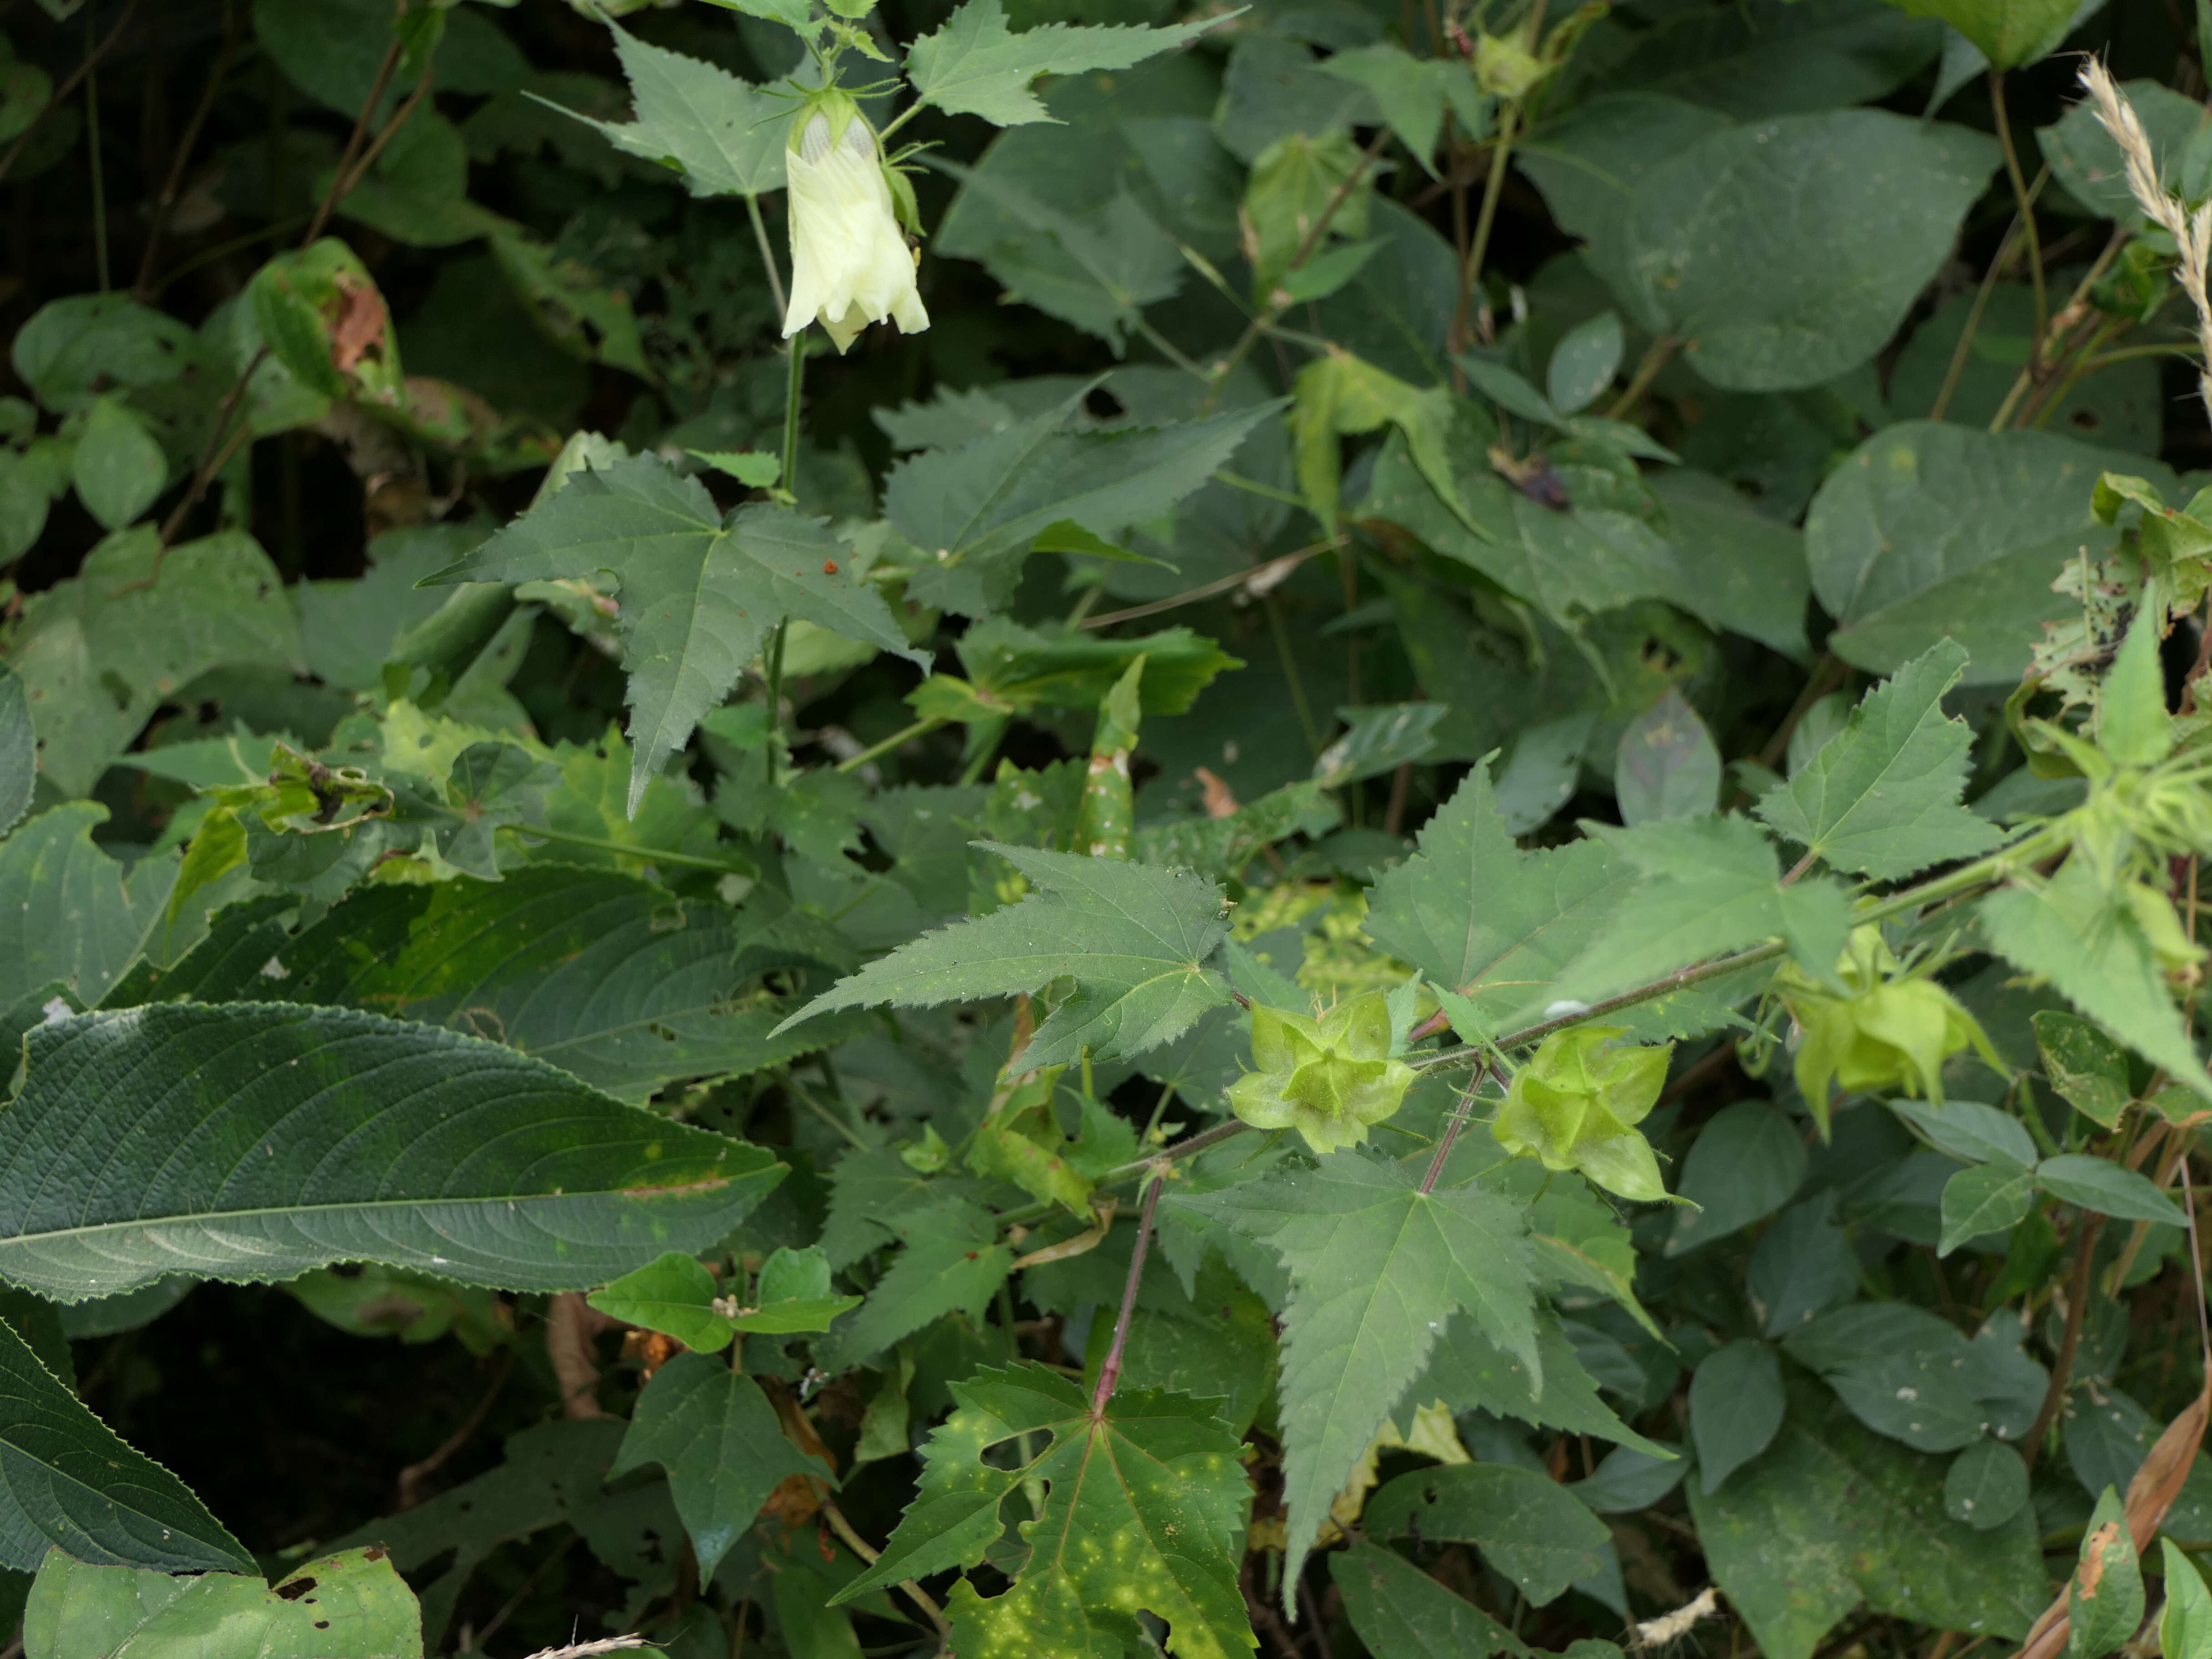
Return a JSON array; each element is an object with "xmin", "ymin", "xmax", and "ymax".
[{"xmin": 7, "ymin": 0, "xmax": 2212, "ymax": 1656}]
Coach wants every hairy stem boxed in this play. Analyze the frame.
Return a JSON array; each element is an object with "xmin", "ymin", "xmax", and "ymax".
[{"xmin": 1092, "ymin": 1170, "xmax": 1167, "ymax": 1414}]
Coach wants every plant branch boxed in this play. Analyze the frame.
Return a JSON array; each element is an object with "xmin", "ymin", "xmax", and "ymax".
[
  {"xmin": 1990, "ymin": 69, "xmax": 2047, "ymax": 343},
  {"xmin": 1456, "ymin": 102, "xmax": 1521, "ymax": 348},
  {"xmin": 1091, "ymin": 1169, "xmax": 1166, "ymax": 1414},
  {"xmin": 2022, "ymin": 1212, "xmax": 2106, "ymax": 1471},
  {"xmin": 302, "ymin": 36, "xmax": 403, "ymax": 245},
  {"xmin": 0, "ymin": 0, "xmax": 140, "ymax": 188},
  {"xmin": 1602, "ymin": 334, "xmax": 1678, "ymax": 421},
  {"xmin": 835, "ymin": 716, "xmax": 944, "ymax": 774},
  {"xmin": 1204, "ymin": 127, "xmax": 1391, "ymax": 412},
  {"xmin": 516, "ymin": 825, "xmax": 753, "ymax": 877},
  {"xmin": 819, "ymin": 1498, "xmax": 952, "ymax": 1639},
  {"xmin": 134, "ymin": 0, "xmax": 244, "ymax": 297},
  {"xmin": 744, "ymin": 190, "xmax": 787, "ymax": 320},
  {"xmin": 1929, "ymin": 175, "xmax": 2042, "ymax": 423},
  {"xmin": 1080, "ymin": 543, "xmax": 1328, "ymax": 632},
  {"xmin": 1418, "ymin": 1069, "xmax": 1490, "ymax": 1195}
]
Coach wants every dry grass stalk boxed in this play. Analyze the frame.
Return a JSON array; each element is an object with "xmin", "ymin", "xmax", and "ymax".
[
  {"xmin": 518, "ymin": 1637, "xmax": 652, "ymax": 1659},
  {"xmin": 2078, "ymin": 58, "xmax": 2212, "ymax": 417}
]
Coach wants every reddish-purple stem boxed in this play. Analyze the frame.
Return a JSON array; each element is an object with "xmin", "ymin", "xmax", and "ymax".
[
  {"xmin": 1417, "ymin": 1070, "xmax": 1490, "ymax": 1196},
  {"xmin": 1092, "ymin": 1170, "xmax": 1166, "ymax": 1415}
]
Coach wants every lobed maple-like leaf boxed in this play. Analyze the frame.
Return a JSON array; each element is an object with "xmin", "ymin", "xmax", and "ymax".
[
  {"xmin": 835, "ymin": 1362, "xmax": 1254, "ymax": 1659},
  {"xmin": 1175, "ymin": 1151, "xmax": 1539, "ymax": 1595},
  {"xmin": 778, "ymin": 842, "xmax": 1232, "ymax": 1069},
  {"xmin": 427, "ymin": 455, "xmax": 925, "ymax": 813},
  {"xmin": 906, "ymin": 0, "xmax": 1229, "ymax": 126},
  {"xmin": 1755, "ymin": 639, "xmax": 2006, "ymax": 881}
]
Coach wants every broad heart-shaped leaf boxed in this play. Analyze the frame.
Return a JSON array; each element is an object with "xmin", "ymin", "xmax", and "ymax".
[
  {"xmin": 0, "ymin": 1004, "xmax": 784, "ymax": 1302},
  {"xmin": 6, "ymin": 527, "xmax": 303, "ymax": 797},
  {"xmin": 25, "ymin": 1547, "xmax": 421, "ymax": 1658},
  {"xmin": 217, "ymin": 866, "xmax": 843, "ymax": 1101},
  {"xmin": 1364, "ymin": 768, "xmax": 1637, "ymax": 1035},
  {"xmin": 885, "ymin": 397, "xmax": 1277, "ymax": 616},
  {"xmin": 1614, "ymin": 111, "xmax": 1996, "ymax": 392},
  {"xmin": 587, "ymin": 1251, "xmax": 737, "ymax": 1352},
  {"xmin": 780, "ymin": 843, "xmax": 1231, "ymax": 1071},
  {"xmin": 1806, "ymin": 425, "xmax": 2174, "ymax": 684},
  {"xmin": 1689, "ymin": 1339, "xmax": 1785, "ymax": 1493},
  {"xmin": 905, "ymin": 0, "xmax": 1227, "ymax": 126},
  {"xmin": 1331, "ymin": 1542, "xmax": 1527, "ymax": 1659},
  {"xmin": 1686, "ymin": 1370, "xmax": 2045, "ymax": 1659},
  {"xmin": 1362, "ymin": 1463, "xmax": 1610, "ymax": 1606},
  {"xmin": 0, "ymin": 803, "xmax": 172, "ymax": 1019},
  {"xmin": 427, "ymin": 456, "xmax": 924, "ymax": 812},
  {"xmin": 836, "ymin": 1364, "xmax": 1253, "ymax": 1659},
  {"xmin": 0, "ymin": 1319, "xmax": 252, "ymax": 1574},
  {"xmin": 609, "ymin": 1355, "xmax": 825, "ymax": 1581},
  {"xmin": 1755, "ymin": 640, "xmax": 2007, "ymax": 881},
  {"xmin": 1981, "ymin": 862, "xmax": 2212, "ymax": 1103},
  {"xmin": 1552, "ymin": 816, "xmax": 1851, "ymax": 1005},
  {"xmin": 1174, "ymin": 1151, "xmax": 1538, "ymax": 1595},
  {"xmin": 551, "ymin": 18, "xmax": 785, "ymax": 196},
  {"xmin": 1883, "ymin": 0, "xmax": 2076, "ymax": 67}
]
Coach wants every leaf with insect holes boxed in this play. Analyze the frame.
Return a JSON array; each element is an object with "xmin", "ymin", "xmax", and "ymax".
[
  {"xmin": 424, "ymin": 455, "xmax": 925, "ymax": 813},
  {"xmin": 833, "ymin": 1363, "xmax": 1254, "ymax": 1659},
  {"xmin": 1755, "ymin": 640, "xmax": 2006, "ymax": 881},
  {"xmin": 905, "ymin": 0, "xmax": 1231, "ymax": 126},
  {"xmin": 1174, "ymin": 1151, "xmax": 1538, "ymax": 1598},
  {"xmin": 778, "ymin": 843, "xmax": 1232, "ymax": 1070}
]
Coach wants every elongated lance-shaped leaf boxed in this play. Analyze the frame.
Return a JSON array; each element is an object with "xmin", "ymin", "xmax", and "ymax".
[
  {"xmin": 906, "ymin": 0, "xmax": 1231, "ymax": 126},
  {"xmin": 835, "ymin": 1363, "xmax": 1255, "ymax": 1659},
  {"xmin": 0, "ymin": 1318, "xmax": 254, "ymax": 1573},
  {"xmin": 778, "ymin": 842, "xmax": 1232, "ymax": 1069},
  {"xmin": 1174, "ymin": 1151, "xmax": 1540, "ymax": 1598},
  {"xmin": 210, "ymin": 866, "xmax": 848, "ymax": 1100},
  {"xmin": 426, "ymin": 455, "xmax": 925, "ymax": 813},
  {"xmin": 544, "ymin": 17, "xmax": 787, "ymax": 197},
  {"xmin": 0, "ymin": 1003, "xmax": 785, "ymax": 1302},
  {"xmin": 1755, "ymin": 639, "xmax": 2006, "ymax": 880}
]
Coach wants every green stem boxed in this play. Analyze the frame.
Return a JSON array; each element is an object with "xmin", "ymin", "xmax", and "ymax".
[
  {"xmin": 1263, "ymin": 593, "xmax": 1322, "ymax": 757},
  {"xmin": 1989, "ymin": 69, "xmax": 2047, "ymax": 343},
  {"xmin": 1214, "ymin": 470, "xmax": 1309, "ymax": 510},
  {"xmin": 781, "ymin": 334, "xmax": 805, "ymax": 493},
  {"xmin": 835, "ymin": 715, "xmax": 944, "ymax": 774},
  {"xmin": 520, "ymin": 825, "xmax": 753, "ymax": 877},
  {"xmin": 1929, "ymin": 171, "xmax": 2043, "ymax": 423},
  {"xmin": 1601, "ymin": 333, "xmax": 1678, "ymax": 422},
  {"xmin": 86, "ymin": 6, "xmax": 110, "ymax": 292},
  {"xmin": 1458, "ymin": 101, "xmax": 1520, "ymax": 342},
  {"xmin": 744, "ymin": 191, "xmax": 787, "ymax": 323}
]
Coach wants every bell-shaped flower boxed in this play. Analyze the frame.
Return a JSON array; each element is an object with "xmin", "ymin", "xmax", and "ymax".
[
  {"xmin": 1492, "ymin": 1025, "xmax": 1671, "ymax": 1202},
  {"xmin": 1779, "ymin": 926, "xmax": 2001, "ymax": 1131},
  {"xmin": 1228, "ymin": 992, "xmax": 1415, "ymax": 1156},
  {"xmin": 782, "ymin": 93, "xmax": 928, "ymax": 354}
]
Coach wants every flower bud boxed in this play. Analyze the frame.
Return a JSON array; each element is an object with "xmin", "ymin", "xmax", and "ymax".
[
  {"xmin": 1228, "ymin": 991, "xmax": 1415, "ymax": 1156},
  {"xmin": 783, "ymin": 95, "xmax": 929, "ymax": 354},
  {"xmin": 1492, "ymin": 1026, "xmax": 1670, "ymax": 1202},
  {"xmin": 1779, "ymin": 927, "xmax": 1999, "ymax": 1130}
]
